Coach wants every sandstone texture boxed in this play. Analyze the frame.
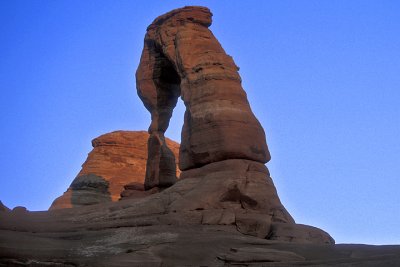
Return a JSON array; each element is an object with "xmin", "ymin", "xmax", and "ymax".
[
  {"xmin": 1, "ymin": 6, "xmax": 398, "ymax": 267},
  {"xmin": 1, "ymin": 193, "xmax": 399, "ymax": 266},
  {"xmin": 137, "ymin": 5, "xmax": 269, "ymax": 189},
  {"xmin": 119, "ymin": 182, "xmax": 160, "ymax": 200},
  {"xmin": 50, "ymin": 131, "xmax": 180, "ymax": 210},
  {"xmin": 133, "ymin": 5, "xmax": 307, "ymax": 243}
]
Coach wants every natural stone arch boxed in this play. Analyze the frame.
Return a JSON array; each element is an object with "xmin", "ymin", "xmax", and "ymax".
[
  {"xmin": 136, "ymin": 6, "xmax": 271, "ymax": 190},
  {"xmin": 136, "ymin": 39, "xmax": 181, "ymax": 190}
]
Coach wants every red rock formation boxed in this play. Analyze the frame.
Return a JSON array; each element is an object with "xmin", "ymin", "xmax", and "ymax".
[
  {"xmin": 134, "ymin": 6, "xmax": 335, "ymax": 241},
  {"xmin": 0, "ymin": 7, "xmax": 400, "ymax": 266},
  {"xmin": 120, "ymin": 182, "xmax": 160, "ymax": 200},
  {"xmin": 49, "ymin": 131, "xmax": 180, "ymax": 210},
  {"xmin": 1, "ymin": 198, "xmax": 398, "ymax": 266},
  {"xmin": 0, "ymin": 7, "xmax": 363, "ymax": 266},
  {"xmin": 136, "ymin": 6, "xmax": 270, "ymax": 189},
  {"xmin": 136, "ymin": 6, "xmax": 290, "ymax": 224}
]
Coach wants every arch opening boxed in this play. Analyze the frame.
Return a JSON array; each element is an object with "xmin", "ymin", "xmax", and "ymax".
[{"xmin": 142, "ymin": 45, "xmax": 182, "ymax": 190}]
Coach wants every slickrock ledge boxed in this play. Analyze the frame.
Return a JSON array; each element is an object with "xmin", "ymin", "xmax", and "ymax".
[{"xmin": 1, "ymin": 192, "xmax": 399, "ymax": 266}]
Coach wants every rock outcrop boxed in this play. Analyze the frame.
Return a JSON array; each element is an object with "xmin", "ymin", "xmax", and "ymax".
[
  {"xmin": 119, "ymin": 182, "xmax": 159, "ymax": 200},
  {"xmin": 50, "ymin": 131, "xmax": 180, "ymax": 210},
  {"xmin": 136, "ymin": 5, "xmax": 295, "ymax": 230},
  {"xmin": 1, "ymin": 6, "xmax": 397, "ymax": 267},
  {"xmin": 137, "ymin": 6, "xmax": 270, "ymax": 189},
  {"xmin": 1, "ymin": 190, "xmax": 399, "ymax": 266}
]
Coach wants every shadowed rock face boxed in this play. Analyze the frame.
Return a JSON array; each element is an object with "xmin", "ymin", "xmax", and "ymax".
[
  {"xmin": 50, "ymin": 131, "xmax": 180, "ymax": 210},
  {"xmin": 137, "ymin": 6, "xmax": 270, "ymax": 189},
  {"xmin": 70, "ymin": 174, "xmax": 112, "ymax": 206}
]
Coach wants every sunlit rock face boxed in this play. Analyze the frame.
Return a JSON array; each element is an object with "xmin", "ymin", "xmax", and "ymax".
[
  {"xmin": 136, "ymin": 6, "xmax": 270, "ymax": 190},
  {"xmin": 49, "ymin": 131, "xmax": 180, "ymax": 210},
  {"xmin": 0, "ymin": 7, "xmax": 367, "ymax": 267},
  {"xmin": 135, "ymin": 5, "xmax": 314, "ymax": 239}
]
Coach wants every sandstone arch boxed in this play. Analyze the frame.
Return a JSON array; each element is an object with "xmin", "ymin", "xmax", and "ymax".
[
  {"xmin": 0, "ymin": 9, "xmax": 340, "ymax": 265},
  {"xmin": 136, "ymin": 6, "xmax": 270, "ymax": 189}
]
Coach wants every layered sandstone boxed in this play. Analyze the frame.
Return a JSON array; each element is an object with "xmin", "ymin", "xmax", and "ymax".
[
  {"xmin": 137, "ymin": 6, "xmax": 270, "ymax": 189},
  {"xmin": 2, "ymin": 6, "xmax": 388, "ymax": 267},
  {"xmin": 2, "ymin": 197, "xmax": 399, "ymax": 266},
  {"xmin": 135, "ymin": 6, "xmax": 293, "ymax": 226},
  {"xmin": 49, "ymin": 131, "xmax": 180, "ymax": 210}
]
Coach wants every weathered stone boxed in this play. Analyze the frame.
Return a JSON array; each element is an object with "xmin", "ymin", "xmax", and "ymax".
[
  {"xmin": 123, "ymin": 182, "xmax": 145, "ymax": 191},
  {"xmin": 159, "ymin": 210, "xmax": 203, "ymax": 226},
  {"xmin": 69, "ymin": 174, "xmax": 111, "ymax": 206},
  {"xmin": 172, "ymin": 159, "xmax": 294, "ymax": 224},
  {"xmin": 200, "ymin": 209, "xmax": 236, "ymax": 225},
  {"xmin": 136, "ymin": 6, "xmax": 270, "ymax": 182},
  {"xmin": 235, "ymin": 212, "xmax": 272, "ymax": 238},
  {"xmin": 119, "ymin": 189, "xmax": 148, "ymax": 199},
  {"xmin": 219, "ymin": 210, "xmax": 236, "ymax": 225},
  {"xmin": 268, "ymin": 222, "xmax": 335, "ymax": 245},
  {"xmin": 1, "ymin": 201, "xmax": 398, "ymax": 266},
  {"xmin": 218, "ymin": 247, "xmax": 306, "ymax": 263},
  {"xmin": 202, "ymin": 209, "xmax": 223, "ymax": 225},
  {"xmin": 0, "ymin": 6, "xmax": 363, "ymax": 267},
  {"xmin": 144, "ymin": 132, "xmax": 177, "ymax": 190},
  {"xmin": 50, "ymin": 131, "xmax": 180, "ymax": 210},
  {"xmin": 120, "ymin": 186, "xmax": 160, "ymax": 200}
]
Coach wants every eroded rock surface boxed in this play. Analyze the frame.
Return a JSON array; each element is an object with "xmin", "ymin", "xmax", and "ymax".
[
  {"xmin": 137, "ymin": 5, "xmax": 270, "ymax": 190},
  {"xmin": 50, "ymin": 131, "xmax": 179, "ymax": 210},
  {"xmin": 133, "ymin": 5, "xmax": 323, "ymax": 244},
  {"xmin": 120, "ymin": 182, "xmax": 160, "ymax": 200},
  {"xmin": 1, "ymin": 6, "xmax": 394, "ymax": 267},
  {"xmin": 1, "ymin": 191, "xmax": 399, "ymax": 266}
]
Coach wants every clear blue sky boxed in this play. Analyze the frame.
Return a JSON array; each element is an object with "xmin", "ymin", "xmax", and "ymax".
[{"xmin": 1, "ymin": 1, "xmax": 399, "ymax": 245}]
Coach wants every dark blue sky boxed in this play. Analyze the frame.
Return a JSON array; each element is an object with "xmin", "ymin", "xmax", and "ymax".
[{"xmin": 1, "ymin": 1, "xmax": 399, "ymax": 245}]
